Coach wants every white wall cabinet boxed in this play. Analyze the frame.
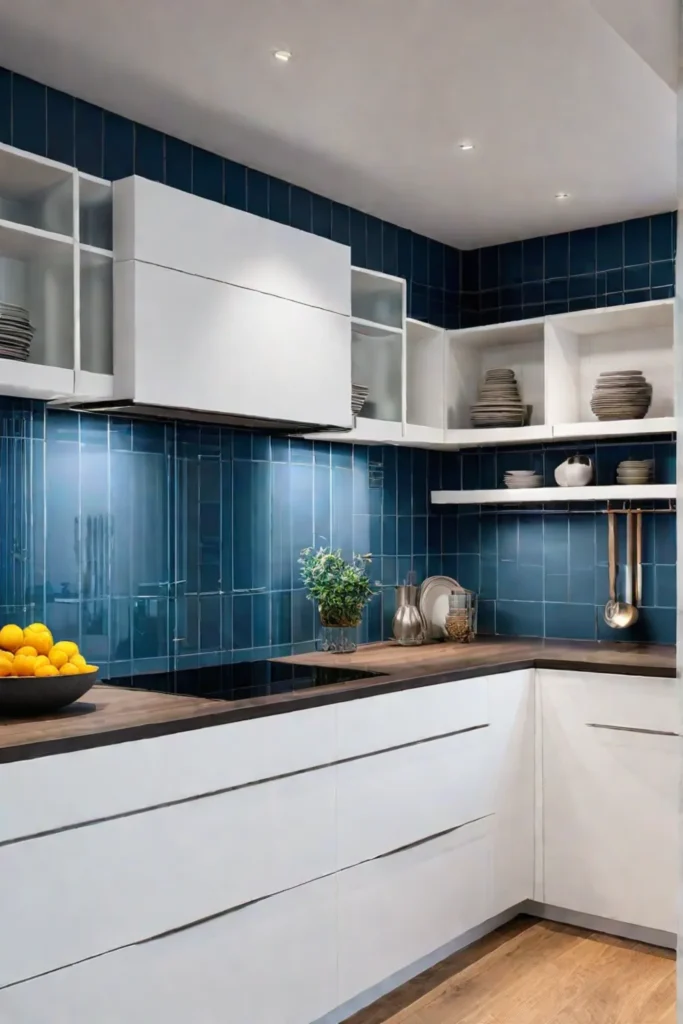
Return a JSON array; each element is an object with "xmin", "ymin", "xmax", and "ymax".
[
  {"xmin": 0, "ymin": 142, "xmax": 113, "ymax": 403},
  {"xmin": 540, "ymin": 670, "xmax": 678, "ymax": 934}
]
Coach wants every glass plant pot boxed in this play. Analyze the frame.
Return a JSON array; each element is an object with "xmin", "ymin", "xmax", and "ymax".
[{"xmin": 318, "ymin": 623, "xmax": 361, "ymax": 654}]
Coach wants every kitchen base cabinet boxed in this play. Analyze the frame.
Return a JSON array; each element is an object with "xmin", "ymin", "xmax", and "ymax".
[
  {"xmin": 336, "ymin": 817, "xmax": 493, "ymax": 1007},
  {"xmin": 0, "ymin": 874, "xmax": 339, "ymax": 1024},
  {"xmin": 540, "ymin": 670, "xmax": 678, "ymax": 934}
]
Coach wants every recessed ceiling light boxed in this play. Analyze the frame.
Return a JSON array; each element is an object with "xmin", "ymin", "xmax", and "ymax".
[
  {"xmin": 555, "ymin": 192, "xmax": 570, "ymax": 200},
  {"xmin": 458, "ymin": 141, "xmax": 475, "ymax": 151},
  {"xmin": 273, "ymin": 49, "xmax": 292, "ymax": 62}
]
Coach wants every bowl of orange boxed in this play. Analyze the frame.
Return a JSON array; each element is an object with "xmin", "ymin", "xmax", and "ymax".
[{"xmin": 0, "ymin": 624, "xmax": 99, "ymax": 715}]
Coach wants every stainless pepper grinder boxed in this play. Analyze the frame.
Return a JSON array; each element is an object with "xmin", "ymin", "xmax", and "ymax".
[{"xmin": 392, "ymin": 579, "xmax": 424, "ymax": 646}]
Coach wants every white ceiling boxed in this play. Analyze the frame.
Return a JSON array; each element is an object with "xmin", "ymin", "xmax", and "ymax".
[{"xmin": 0, "ymin": 0, "xmax": 676, "ymax": 248}]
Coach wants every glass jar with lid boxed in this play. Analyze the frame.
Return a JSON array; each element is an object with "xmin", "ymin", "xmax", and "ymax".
[{"xmin": 444, "ymin": 589, "xmax": 478, "ymax": 643}]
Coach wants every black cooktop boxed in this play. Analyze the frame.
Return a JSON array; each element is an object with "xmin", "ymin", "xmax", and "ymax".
[{"xmin": 108, "ymin": 660, "xmax": 385, "ymax": 702}]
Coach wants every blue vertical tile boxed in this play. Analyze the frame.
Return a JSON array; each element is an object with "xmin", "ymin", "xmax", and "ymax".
[
  {"xmin": 12, "ymin": 74, "xmax": 46, "ymax": 156},
  {"xmin": 366, "ymin": 216, "xmax": 383, "ymax": 272},
  {"xmin": 46, "ymin": 88, "xmax": 75, "ymax": 166},
  {"xmin": 382, "ymin": 223, "xmax": 398, "ymax": 276},
  {"xmin": 428, "ymin": 240, "xmax": 445, "ymax": 290},
  {"xmin": 233, "ymin": 594, "xmax": 252, "ymax": 649},
  {"xmin": 292, "ymin": 589, "xmax": 315, "ymax": 644},
  {"xmin": 624, "ymin": 217, "xmax": 650, "ymax": 266},
  {"xmin": 311, "ymin": 194, "xmax": 331, "ymax": 238},
  {"xmin": 597, "ymin": 222, "xmax": 623, "ymax": 271},
  {"xmin": 523, "ymin": 237, "xmax": 544, "ymax": 282},
  {"xmin": 224, "ymin": 159, "xmax": 247, "ymax": 210},
  {"xmin": 397, "ymin": 229, "xmax": 412, "ymax": 281},
  {"xmin": 332, "ymin": 467, "xmax": 353, "ymax": 559},
  {"xmin": 269, "ymin": 177, "xmax": 290, "ymax": 225},
  {"xmin": 0, "ymin": 69, "xmax": 10, "ymax": 144},
  {"xmin": 103, "ymin": 112, "xmax": 134, "ymax": 180},
  {"xmin": 271, "ymin": 591, "xmax": 292, "ymax": 646},
  {"xmin": 500, "ymin": 242, "xmax": 523, "ymax": 285},
  {"xmin": 291, "ymin": 463, "xmax": 314, "ymax": 575},
  {"xmin": 544, "ymin": 232, "xmax": 569, "ymax": 279},
  {"xmin": 290, "ymin": 186, "xmax": 312, "ymax": 232},
  {"xmin": 569, "ymin": 227, "xmax": 596, "ymax": 276},
  {"xmin": 651, "ymin": 213, "xmax": 674, "ymax": 262},
  {"xmin": 480, "ymin": 246, "xmax": 499, "ymax": 289},
  {"xmin": 412, "ymin": 235, "xmax": 429, "ymax": 285},
  {"xmin": 331, "ymin": 202, "xmax": 350, "ymax": 246},
  {"xmin": 314, "ymin": 463, "xmax": 331, "ymax": 550},
  {"xmin": 192, "ymin": 147, "xmax": 223, "ymax": 203},
  {"xmin": 135, "ymin": 124, "xmax": 164, "ymax": 182},
  {"xmin": 252, "ymin": 593, "xmax": 271, "ymax": 648},
  {"xmin": 350, "ymin": 209, "xmax": 367, "ymax": 266},
  {"xmin": 247, "ymin": 168, "xmax": 269, "ymax": 218},
  {"xmin": 75, "ymin": 100, "xmax": 103, "ymax": 176},
  {"xmin": 165, "ymin": 136, "xmax": 193, "ymax": 193}
]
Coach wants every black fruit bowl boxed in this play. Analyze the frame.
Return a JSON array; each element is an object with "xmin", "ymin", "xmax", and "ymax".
[{"xmin": 0, "ymin": 669, "xmax": 99, "ymax": 716}]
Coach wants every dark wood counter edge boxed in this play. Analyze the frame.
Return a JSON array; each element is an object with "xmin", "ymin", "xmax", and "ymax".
[{"xmin": 0, "ymin": 649, "xmax": 675, "ymax": 765}]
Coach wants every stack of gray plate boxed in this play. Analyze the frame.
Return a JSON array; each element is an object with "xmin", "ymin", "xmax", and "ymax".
[
  {"xmin": 616, "ymin": 459, "xmax": 653, "ymax": 485},
  {"xmin": 590, "ymin": 371, "xmax": 652, "ymax": 421},
  {"xmin": 0, "ymin": 302, "xmax": 33, "ymax": 361},
  {"xmin": 351, "ymin": 383, "xmax": 369, "ymax": 416},
  {"xmin": 504, "ymin": 469, "xmax": 543, "ymax": 489},
  {"xmin": 471, "ymin": 368, "xmax": 525, "ymax": 428}
]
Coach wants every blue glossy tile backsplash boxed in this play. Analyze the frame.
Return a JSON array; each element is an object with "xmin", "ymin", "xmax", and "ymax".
[
  {"xmin": 461, "ymin": 213, "xmax": 677, "ymax": 326},
  {"xmin": 0, "ymin": 65, "xmax": 460, "ymax": 328},
  {"xmin": 1, "ymin": 400, "xmax": 456, "ymax": 676},
  {"xmin": 448, "ymin": 435, "xmax": 677, "ymax": 644}
]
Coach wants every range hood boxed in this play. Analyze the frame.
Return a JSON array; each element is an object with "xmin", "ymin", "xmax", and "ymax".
[
  {"xmin": 107, "ymin": 176, "xmax": 354, "ymax": 439},
  {"xmin": 71, "ymin": 398, "xmax": 351, "ymax": 436}
]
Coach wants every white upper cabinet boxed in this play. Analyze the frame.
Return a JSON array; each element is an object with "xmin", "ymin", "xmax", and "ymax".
[
  {"xmin": 113, "ymin": 176, "xmax": 350, "ymax": 316},
  {"xmin": 111, "ymin": 177, "xmax": 352, "ymax": 428}
]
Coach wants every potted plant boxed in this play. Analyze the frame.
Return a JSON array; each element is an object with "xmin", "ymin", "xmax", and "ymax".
[{"xmin": 299, "ymin": 547, "xmax": 375, "ymax": 652}]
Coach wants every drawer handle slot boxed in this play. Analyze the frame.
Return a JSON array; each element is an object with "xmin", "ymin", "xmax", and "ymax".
[{"xmin": 587, "ymin": 723, "xmax": 679, "ymax": 737}]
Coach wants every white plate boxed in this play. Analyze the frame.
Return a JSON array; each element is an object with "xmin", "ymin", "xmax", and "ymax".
[{"xmin": 418, "ymin": 575, "xmax": 460, "ymax": 641}]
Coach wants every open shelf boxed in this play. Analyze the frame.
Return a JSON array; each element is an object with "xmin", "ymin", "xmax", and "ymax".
[
  {"xmin": 79, "ymin": 175, "xmax": 113, "ymax": 251},
  {"xmin": 0, "ymin": 219, "xmax": 73, "ymax": 262},
  {"xmin": 351, "ymin": 266, "xmax": 404, "ymax": 329},
  {"xmin": 431, "ymin": 485, "xmax": 677, "ymax": 505},
  {"xmin": 0, "ymin": 358, "xmax": 73, "ymax": 399},
  {"xmin": 0, "ymin": 142, "xmax": 74, "ymax": 237},
  {"xmin": 352, "ymin": 321, "xmax": 402, "ymax": 424},
  {"xmin": 446, "ymin": 317, "xmax": 545, "ymax": 433}
]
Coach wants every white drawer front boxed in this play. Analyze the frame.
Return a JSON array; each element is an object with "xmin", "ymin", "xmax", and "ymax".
[
  {"xmin": 337, "ymin": 817, "xmax": 492, "ymax": 1005},
  {"xmin": 0, "ymin": 768, "xmax": 336, "ymax": 987},
  {"xmin": 0, "ymin": 874, "xmax": 338, "ymax": 1024},
  {"xmin": 336, "ymin": 726, "xmax": 492, "ymax": 868},
  {"xmin": 336, "ymin": 675, "xmax": 488, "ymax": 759},
  {"xmin": 0, "ymin": 705, "xmax": 337, "ymax": 843},
  {"xmin": 538, "ymin": 669, "xmax": 677, "ymax": 734}
]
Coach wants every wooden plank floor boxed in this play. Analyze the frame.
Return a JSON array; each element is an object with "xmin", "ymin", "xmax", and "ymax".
[{"xmin": 343, "ymin": 917, "xmax": 676, "ymax": 1024}]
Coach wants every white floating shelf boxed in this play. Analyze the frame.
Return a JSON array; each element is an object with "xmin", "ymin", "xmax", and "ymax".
[
  {"xmin": 0, "ymin": 218, "xmax": 73, "ymax": 262},
  {"xmin": 445, "ymin": 425, "xmax": 553, "ymax": 448},
  {"xmin": 552, "ymin": 417, "xmax": 676, "ymax": 440},
  {"xmin": 431, "ymin": 485, "xmax": 677, "ymax": 505},
  {"xmin": 352, "ymin": 317, "xmax": 403, "ymax": 337},
  {"xmin": 0, "ymin": 359, "xmax": 73, "ymax": 400}
]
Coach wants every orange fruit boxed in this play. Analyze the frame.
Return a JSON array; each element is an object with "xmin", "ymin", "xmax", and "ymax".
[
  {"xmin": 35, "ymin": 664, "xmax": 59, "ymax": 677},
  {"xmin": 16, "ymin": 645, "xmax": 38, "ymax": 658},
  {"xmin": 0, "ymin": 624, "xmax": 25, "ymax": 652},
  {"xmin": 34, "ymin": 655, "xmax": 50, "ymax": 671},
  {"xmin": 53, "ymin": 640, "xmax": 79, "ymax": 658},
  {"xmin": 48, "ymin": 647, "xmax": 68, "ymax": 669},
  {"xmin": 70, "ymin": 653, "xmax": 87, "ymax": 669},
  {"xmin": 82, "ymin": 664, "xmax": 98, "ymax": 674},
  {"xmin": 23, "ymin": 627, "xmax": 53, "ymax": 655},
  {"xmin": 13, "ymin": 655, "xmax": 37, "ymax": 676},
  {"xmin": 59, "ymin": 663, "xmax": 80, "ymax": 676},
  {"xmin": 0, "ymin": 650, "xmax": 13, "ymax": 663},
  {"xmin": 0, "ymin": 661, "xmax": 12, "ymax": 677}
]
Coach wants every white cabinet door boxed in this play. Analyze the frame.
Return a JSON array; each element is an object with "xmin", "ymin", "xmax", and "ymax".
[
  {"xmin": 115, "ymin": 259, "xmax": 351, "ymax": 428},
  {"xmin": 541, "ymin": 671, "xmax": 678, "ymax": 933},
  {"xmin": 337, "ymin": 818, "xmax": 492, "ymax": 1006},
  {"xmin": 336, "ymin": 725, "xmax": 492, "ymax": 868},
  {"xmin": 113, "ymin": 176, "xmax": 351, "ymax": 316},
  {"xmin": 486, "ymin": 670, "xmax": 535, "ymax": 912},
  {"xmin": 0, "ymin": 767, "xmax": 336, "ymax": 987},
  {"xmin": 0, "ymin": 874, "xmax": 338, "ymax": 1024}
]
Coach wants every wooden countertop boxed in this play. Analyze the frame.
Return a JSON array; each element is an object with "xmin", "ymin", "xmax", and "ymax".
[{"xmin": 0, "ymin": 638, "xmax": 675, "ymax": 764}]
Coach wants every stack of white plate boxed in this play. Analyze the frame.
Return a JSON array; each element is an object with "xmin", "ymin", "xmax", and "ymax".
[
  {"xmin": 0, "ymin": 302, "xmax": 34, "ymax": 361},
  {"xmin": 351, "ymin": 383, "xmax": 369, "ymax": 416},
  {"xmin": 590, "ymin": 371, "xmax": 652, "ymax": 421},
  {"xmin": 471, "ymin": 368, "xmax": 526, "ymax": 428},
  {"xmin": 504, "ymin": 469, "xmax": 543, "ymax": 489},
  {"xmin": 616, "ymin": 459, "xmax": 653, "ymax": 485}
]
